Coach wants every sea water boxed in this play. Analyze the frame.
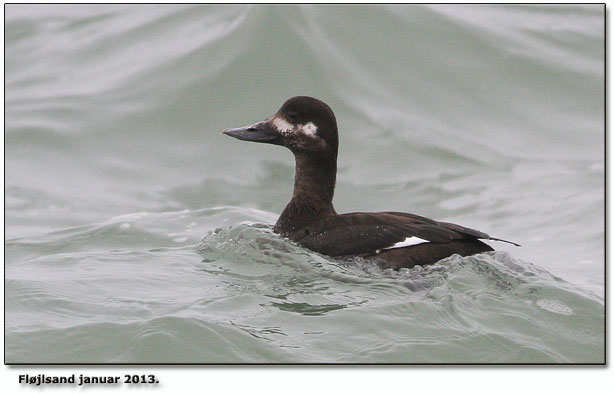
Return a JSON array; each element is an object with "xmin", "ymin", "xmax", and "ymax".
[{"xmin": 4, "ymin": 4, "xmax": 604, "ymax": 363}]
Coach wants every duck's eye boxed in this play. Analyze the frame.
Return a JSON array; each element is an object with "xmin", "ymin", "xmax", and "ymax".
[{"xmin": 287, "ymin": 112, "xmax": 298, "ymax": 122}]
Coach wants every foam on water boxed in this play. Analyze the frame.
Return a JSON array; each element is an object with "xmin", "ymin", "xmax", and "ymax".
[{"xmin": 536, "ymin": 299, "xmax": 575, "ymax": 316}]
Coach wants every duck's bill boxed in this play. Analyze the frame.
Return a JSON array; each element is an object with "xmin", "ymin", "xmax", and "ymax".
[{"xmin": 223, "ymin": 121, "xmax": 280, "ymax": 144}]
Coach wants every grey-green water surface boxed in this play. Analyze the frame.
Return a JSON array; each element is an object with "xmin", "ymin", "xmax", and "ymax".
[{"xmin": 4, "ymin": 4, "xmax": 604, "ymax": 363}]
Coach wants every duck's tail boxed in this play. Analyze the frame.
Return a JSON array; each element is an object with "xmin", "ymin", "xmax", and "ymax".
[{"xmin": 488, "ymin": 237, "xmax": 521, "ymax": 247}]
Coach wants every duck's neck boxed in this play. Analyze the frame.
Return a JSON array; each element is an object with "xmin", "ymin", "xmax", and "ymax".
[{"xmin": 274, "ymin": 152, "xmax": 337, "ymax": 236}]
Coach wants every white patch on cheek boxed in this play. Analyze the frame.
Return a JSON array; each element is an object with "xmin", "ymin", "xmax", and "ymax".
[
  {"xmin": 299, "ymin": 122, "xmax": 318, "ymax": 136},
  {"xmin": 272, "ymin": 118, "xmax": 318, "ymax": 138},
  {"xmin": 272, "ymin": 117, "xmax": 294, "ymax": 135}
]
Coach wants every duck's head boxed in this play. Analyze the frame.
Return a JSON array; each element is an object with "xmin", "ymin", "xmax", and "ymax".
[{"xmin": 223, "ymin": 96, "xmax": 338, "ymax": 157}]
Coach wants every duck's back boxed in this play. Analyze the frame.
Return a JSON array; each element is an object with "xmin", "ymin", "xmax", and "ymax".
[{"xmin": 287, "ymin": 211, "xmax": 496, "ymax": 268}]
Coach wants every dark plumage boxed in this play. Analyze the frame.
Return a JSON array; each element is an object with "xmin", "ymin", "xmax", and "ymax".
[{"xmin": 223, "ymin": 96, "xmax": 518, "ymax": 269}]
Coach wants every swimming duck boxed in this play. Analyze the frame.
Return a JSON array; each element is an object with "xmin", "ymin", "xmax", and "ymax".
[{"xmin": 223, "ymin": 96, "xmax": 518, "ymax": 268}]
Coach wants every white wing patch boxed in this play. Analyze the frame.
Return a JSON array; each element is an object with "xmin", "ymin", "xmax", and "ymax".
[{"xmin": 382, "ymin": 236, "xmax": 429, "ymax": 250}]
